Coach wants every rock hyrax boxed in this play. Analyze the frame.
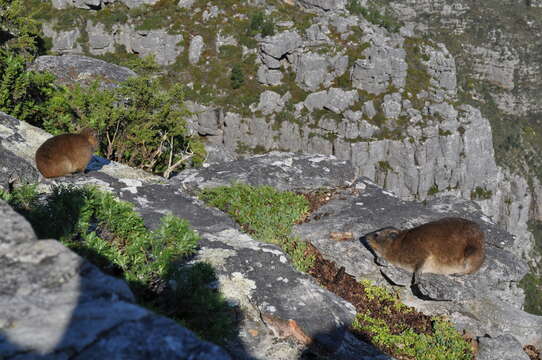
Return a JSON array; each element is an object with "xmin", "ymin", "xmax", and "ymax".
[
  {"xmin": 35, "ymin": 128, "xmax": 98, "ymax": 178},
  {"xmin": 364, "ymin": 217, "xmax": 485, "ymax": 279}
]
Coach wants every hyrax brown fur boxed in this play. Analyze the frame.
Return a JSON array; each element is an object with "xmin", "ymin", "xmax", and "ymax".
[
  {"xmin": 35, "ymin": 128, "xmax": 98, "ymax": 178},
  {"xmin": 365, "ymin": 217, "xmax": 485, "ymax": 278}
]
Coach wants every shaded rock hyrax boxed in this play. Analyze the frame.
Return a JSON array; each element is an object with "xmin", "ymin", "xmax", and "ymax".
[
  {"xmin": 364, "ymin": 217, "xmax": 485, "ymax": 279},
  {"xmin": 35, "ymin": 128, "xmax": 98, "ymax": 178}
]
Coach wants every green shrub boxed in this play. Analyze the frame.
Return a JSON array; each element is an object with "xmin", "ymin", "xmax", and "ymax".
[
  {"xmin": 230, "ymin": 63, "xmax": 245, "ymax": 89},
  {"xmin": 470, "ymin": 186, "xmax": 492, "ymax": 200},
  {"xmin": 248, "ymin": 11, "xmax": 275, "ymax": 37},
  {"xmin": 0, "ymin": 0, "xmax": 42, "ymax": 56},
  {"xmin": 0, "ymin": 52, "xmax": 57, "ymax": 125},
  {"xmin": 199, "ymin": 183, "xmax": 314, "ymax": 272}
]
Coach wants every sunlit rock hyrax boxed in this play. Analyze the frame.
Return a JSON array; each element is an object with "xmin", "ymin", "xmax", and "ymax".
[
  {"xmin": 35, "ymin": 128, "xmax": 98, "ymax": 178},
  {"xmin": 364, "ymin": 217, "xmax": 485, "ymax": 280}
]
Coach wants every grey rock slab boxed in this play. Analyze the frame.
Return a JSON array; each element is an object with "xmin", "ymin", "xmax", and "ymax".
[
  {"xmin": 295, "ymin": 0, "xmax": 346, "ymax": 11},
  {"xmin": 185, "ymin": 101, "xmax": 223, "ymax": 137},
  {"xmin": 255, "ymin": 91, "xmax": 284, "ymax": 115},
  {"xmin": 0, "ymin": 144, "xmax": 40, "ymax": 191},
  {"xmin": 86, "ymin": 21, "xmax": 116, "ymax": 55},
  {"xmin": 117, "ymin": 27, "xmax": 183, "ymax": 66},
  {"xmin": 260, "ymin": 31, "xmax": 302, "ymax": 60},
  {"xmin": 172, "ymin": 152, "xmax": 357, "ymax": 192},
  {"xmin": 41, "ymin": 24, "xmax": 82, "ymax": 54},
  {"xmin": 351, "ymin": 44, "xmax": 407, "ymax": 95},
  {"xmin": 325, "ymin": 88, "xmax": 359, "ymax": 114},
  {"xmin": 188, "ymin": 35, "xmax": 205, "ymax": 65},
  {"xmin": 257, "ymin": 66, "xmax": 283, "ymax": 85},
  {"xmin": 30, "ymin": 55, "xmax": 136, "ymax": 89},
  {"xmin": 477, "ymin": 335, "xmax": 531, "ymax": 360},
  {"xmin": 199, "ymin": 229, "xmax": 357, "ymax": 354},
  {"xmin": 119, "ymin": 0, "xmax": 159, "ymax": 8},
  {"xmin": 0, "ymin": 200, "xmax": 230, "ymax": 359}
]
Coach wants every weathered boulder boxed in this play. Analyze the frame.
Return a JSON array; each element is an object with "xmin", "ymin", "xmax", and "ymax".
[
  {"xmin": 0, "ymin": 144, "xmax": 39, "ymax": 191},
  {"xmin": 41, "ymin": 23, "xmax": 82, "ymax": 54},
  {"xmin": 189, "ymin": 35, "xmax": 205, "ymax": 65},
  {"xmin": 0, "ymin": 199, "xmax": 231, "ymax": 359},
  {"xmin": 116, "ymin": 27, "xmax": 183, "ymax": 66},
  {"xmin": 173, "ymin": 151, "xmax": 356, "ymax": 192},
  {"xmin": 30, "ymin": 55, "xmax": 136, "ymax": 88},
  {"xmin": 477, "ymin": 335, "xmax": 531, "ymax": 360},
  {"xmin": 295, "ymin": 0, "xmax": 347, "ymax": 12}
]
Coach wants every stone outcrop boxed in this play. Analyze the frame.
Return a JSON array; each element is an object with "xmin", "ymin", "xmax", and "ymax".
[{"xmin": 30, "ymin": 55, "xmax": 137, "ymax": 88}]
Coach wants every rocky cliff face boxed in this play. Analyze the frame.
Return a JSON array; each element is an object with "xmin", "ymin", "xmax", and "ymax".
[
  {"xmin": 1, "ymin": 116, "xmax": 541, "ymax": 359},
  {"xmin": 24, "ymin": 0, "xmax": 541, "ymax": 305}
]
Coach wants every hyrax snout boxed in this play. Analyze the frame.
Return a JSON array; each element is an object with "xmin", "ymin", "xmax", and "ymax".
[
  {"xmin": 35, "ymin": 128, "xmax": 98, "ymax": 178},
  {"xmin": 364, "ymin": 217, "xmax": 485, "ymax": 277}
]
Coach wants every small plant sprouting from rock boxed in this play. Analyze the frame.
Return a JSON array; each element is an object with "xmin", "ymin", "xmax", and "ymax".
[
  {"xmin": 377, "ymin": 160, "xmax": 394, "ymax": 173},
  {"xmin": 428, "ymin": 184, "xmax": 439, "ymax": 196},
  {"xmin": 0, "ymin": 184, "xmax": 236, "ymax": 343},
  {"xmin": 199, "ymin": 183, "xmax": 315, "ymax": 272},
  {"xmin": 470, "ymin": 186, "xmax": 493, "ymax": 200}
]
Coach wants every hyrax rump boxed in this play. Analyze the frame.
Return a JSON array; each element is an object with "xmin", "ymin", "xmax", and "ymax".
[
  {"xmin": 35, "ymin": 128, "xmax": 98, "ymax": 178},
  {"xmin": 365, "ymin": 217, "xmax": 485, "ymax": 278}
]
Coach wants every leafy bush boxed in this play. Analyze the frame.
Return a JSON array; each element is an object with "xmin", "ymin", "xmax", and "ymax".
[
  {"xmin": 0, "ymin": 0, "xmax": 42, "ymax": 56},
  {"xmin": 199, "ymin": 183, "xmax": 314, "ymax": 272},
  {"xmin": 248, "ymin": 11, "xmax": 275, "ymax": 37},
  {"xmin": 0, "ymin": 184, "xmax": 235, "ymax": 341},
  {"xmin": 0, "ymin": 52, "xmax": 57, "ymax": 125},
  {"xmin": 44, "ymin": 77, "xmax": 206, "ymax": 176}
]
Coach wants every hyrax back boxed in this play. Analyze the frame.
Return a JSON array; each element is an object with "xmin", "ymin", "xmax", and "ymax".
[
  {"xmin": 35, "ymin": 128, "xmax": 98, "ymax": 178},
  {"xmin": 365, "ymin": 217, "xmax": 485, "ymax": 275}
]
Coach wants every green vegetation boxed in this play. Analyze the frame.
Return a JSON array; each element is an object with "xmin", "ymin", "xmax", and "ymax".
[
  {"xmin": 404, "ymin": 37, "xmax": 432, "ymax": 105},
  {"xmin": 428, "ymin": 184, "xmax": 439, "ymax": 196},
  {"xmin": 1, "ymin": 0, "xmax": 42, "ymax": 56},
  {"xmin": 377, "ymin": 161, "xmax": 393, "ymax": 172},
  {"xmin": 0, "ymin": 184, "xmax": 235, "ymax": 343},
  {"xmin": 353, "ymin": 280, "xmax": 473, "ymax": 360},
  {"xmin": 470, "ymin": 186, "xmax": 492, "ymax": 200},
  {"xmin": 519, "ymin": 220, "xmax": 542, "ymax": 315},
  {"xmin": 199, "ymin": 183, "xmax": 315, "ymax": 272},
  {"xmin": 230, "ymin": 63, "xmax": 245, "ymax": 89},
  {"xmin": 247, "ymin": 11, "xmax": 275, "ymax": 38},
  {"xmin": 346, "ymin": 0, "xmax": 402, "ymax": 32}
]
